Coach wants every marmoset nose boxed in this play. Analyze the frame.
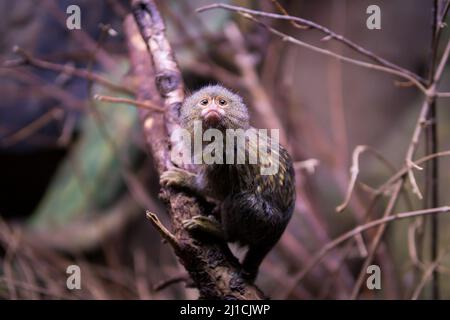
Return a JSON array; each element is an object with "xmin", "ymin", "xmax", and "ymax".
[{"xmin": 201, "ymin": 103, "xmax": 224, "ymax": 124}]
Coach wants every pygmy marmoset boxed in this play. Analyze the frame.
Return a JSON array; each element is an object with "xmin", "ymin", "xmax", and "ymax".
[{"xmin": 160, "ymin": 85, "xmax": 296, "ymax": 281}]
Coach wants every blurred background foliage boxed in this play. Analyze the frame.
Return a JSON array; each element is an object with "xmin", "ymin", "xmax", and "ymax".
[{"xmin": 0, "ymin": 0, "xmax": 449, "ymax": 299}]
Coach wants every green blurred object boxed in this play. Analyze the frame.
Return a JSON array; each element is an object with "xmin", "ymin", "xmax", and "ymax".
[{"xmin": 29, "ymin": 62, "xmax": 139, "ymax": 229}]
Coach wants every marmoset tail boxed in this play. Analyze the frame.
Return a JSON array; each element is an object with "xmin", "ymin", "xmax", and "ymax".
[{"xmin": 160, "ymin": 85, "xmax": 296, "ymax": 281}]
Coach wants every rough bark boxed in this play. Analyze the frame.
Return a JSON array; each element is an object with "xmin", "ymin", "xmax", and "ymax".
[{"xmin": 124, "ymin": 0, "xmax": 263, "ymax": 299}]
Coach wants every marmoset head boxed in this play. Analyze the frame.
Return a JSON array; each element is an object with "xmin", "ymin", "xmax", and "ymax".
[{"xmin": 180, "ymin": 85, "xmax": 250, "ymax": 132}]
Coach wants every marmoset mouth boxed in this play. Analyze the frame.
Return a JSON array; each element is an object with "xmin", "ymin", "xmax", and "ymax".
[{"xmin": 203, "ymin": 110, "xmax": 222, "ymax": 124}]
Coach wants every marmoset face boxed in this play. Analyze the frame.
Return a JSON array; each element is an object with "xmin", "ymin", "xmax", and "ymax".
[{"xmin": 180, "ymin": 85, "xmax": 250, "ymax": 132}]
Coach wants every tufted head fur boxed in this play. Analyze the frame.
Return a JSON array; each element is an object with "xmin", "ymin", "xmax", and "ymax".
[{"xmin": 180, "ymin": 85, "xmax": 250, "ymax": 133}]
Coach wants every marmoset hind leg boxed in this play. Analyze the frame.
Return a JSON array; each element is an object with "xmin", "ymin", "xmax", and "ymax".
[
  {"xmin": 160, "ymin": 170, "xmax": 289, "ymax": 280},
  {"xmin": 221, "ymin": 192, "xmax": 288, "ymax": 281},
  {"xmin": 182, "ymin": 213, "xmax": 278, "ymax": 281},
  {"xmin": 179, "ymin": 203, "xmax": 282, "ymax": 280}
]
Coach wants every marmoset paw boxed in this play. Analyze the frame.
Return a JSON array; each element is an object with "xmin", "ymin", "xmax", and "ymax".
[
  {"xmin": 182, "ymin": 215, "xmax": 224, "ymax": 241},
  {"xmin": 182, "ymin": 215, "xmax": 210, "ymax": 232},
  {"xmin": 159, "ymin": 168, "xmax": 193, "ymax": 188}
]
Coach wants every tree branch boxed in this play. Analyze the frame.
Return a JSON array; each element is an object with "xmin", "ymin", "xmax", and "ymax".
[
  {"xmin": 281, "ymin": 205, "xmax": 450, "ymax": 299},
  {"xmin": 125, "ymin": 0, "xmax": 263, "ymax": 299},
  {"xmin": 196, "ymin": 3, "xmax": 426, "ymax": 84},
  {"xmin": 4, "ymin": 46, "xmax": 134, "ymax": 95}
]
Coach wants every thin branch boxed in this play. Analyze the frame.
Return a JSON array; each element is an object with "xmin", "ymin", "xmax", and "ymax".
[
  {"xmin": 94, "ymin": 94, "xmax": 165, "ymax": 112},
  {"xmin": 128, "ymin": 0, "xmax": 263, "ymax": 299},
  {"xmin": 285, "ymin": 148, "xmax": 450, "ymax": 299},
  {"xmin": 327, "ymin": 2, "xmax": 349, "ymax": 171},
  {"xmin": 435, "ymin": 91, "xmax": 450, "ymax": 97},
  {"xmin": 411, "ymin": 247, "xmax": 450, "ymax": 300},
  {"xmin": 401, "ymin": 38, "xmax": 450, "ymax": 199},
  {"xmin": 270, "ymin": 0, "xmax": 310, "ymax": 30},
  {"xmin": 145, "ymin": 211, "xmax": 179, "ymax": 250},
  {"xmin": 198, "ymin": 8, "xmax": 429, "ymax": 95},
  {"xmin": 336, "ymin": 145, "xmax": 368, "ymax": 213},
  {"xmin": 201, "ymin": 4, "xmax": 450, "ymax": 299},
  {"xmin": 442, "ymin": 0, "xmax": 450, "ymax": 23},
  {"xmin": 350, "ymin": 38, "xmax": 450, "ymax": 295},
  {"xmin": 425, "ymin": 0, "xmax": 441, "ymax": 299},
  {"xmin": 196, "ymin": 3, "xmax": 425, "ymax": 84},
  {"xmin": 378, "ymin": 150, "xmax": 450, "ymax": 196},
  {"xmin": 281, "ymin": 205, "xmax": 450, "ymax": 299},
  {"xmin": 399, "ymin": 39, "xmax": 450, "ymax": 201},
  {"xmin": 196, "ymin": 8, "xmax": 442, "ymax": 276},
  {"xmin": 1, "ymin": 68, "xmax": 86, "ymax": 110},
  {"xmin": 408, "ymin": 218, "xmax": 425, "ymax": 269},
  {"xmin": 349, "ymin": 180, "xmax": 403, "ymax": 299},
  {"xmin": 133, "ymin": 248, "xmax": 152, "ymax": 299},
  {"xmin": 5, "ymin": 46, "xmax": 134, "ymax": 95},
  {"xmin": 0, "ymin": 108, "xmax": 64, "ymax": 147},
  {"xmin": 223, "ymin": 22, "xmax": 288, "ymax": 145},
  {"xmin": 220, "ymin": 16, "xmax": 351, "ymax": 287},
  {"xmin": 42, "ymin": 0, "xmax": 116, "ymax": 70},
  {"xmin": 0, "ymin": 278, "xmax": 69, "ymax": 299},
  {"xmin": 294, "ymin": 158, "xmax": 320, "ymax": 175},
  {"xmin": 433, "ymin": 38, "xmax": 450, "ymax": 82},
  {"xmin": 153, "ymin": 274, "xmax": 189, "ymax": 291},
  {"xmin": 336, "ymin": 145, "xmax": 396, "ymax": 213}
]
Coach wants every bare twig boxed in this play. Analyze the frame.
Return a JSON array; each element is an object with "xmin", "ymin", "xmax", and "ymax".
[
  {"xmin": 196, "ymin": 3, "xmax": 425, "ymax": 84},
  {"xmin": 5, "ymin": 46, "xmax": 134, "ymax": 95},
  {"xmin": 336, "ymin": 145, "xmax": 396, "ymax": 213},
  {"xmin": 42, "ymin": 0, "xmax": 117, "ymax": 70},
  {"xmin": 433, "ymin": 38, "xmax": 450, "ymax": 82},
  {"xmin": 408, "ymin": 218, "xmax": 425, "ymax": 268},
  {"xmin": 217, "ymin": 17, "xmax": 352, "ymax": 290},
  {"xmin": 145, "ymin": 211, "xmax": 179, "ymax": 250},
  {"xmin": 198, "ymin": 6, "xmax": 430, "ymax": 96},
  {"xmin": 435, "ymin": 91, "xmax": 450, "ymax": 97},
  {"xmin": 425, "ymin": 0, "xmax": 441, "ymax": 299},
  {"xmin": 128, "ymin": 0, "xmax": 263, "ymax": 299},
  {"xmin": 153, "ymin": 274, "xmax": 189, "ymax": 291},
  {"xmin": 0, "ymin": 278, "xmax": 69, "ymax": 299},
  {"xmin": 281, "ymin": 205, "xmax": 450, "ymax": 299},
  {"xmin": 292, "ymin": 148, "xmax": 450, "ymax": 299},
  {"xmin": 350, "ymin": 36, "xmax": 450, "ymax": 299},
  {"xmin": 411, "ymin": 246, "xmax": 450, "ymax": 300},
  {"xmin": 270, "ymin": 0, "xmax": 310, "ymax": 30},
  {"xmin": 328, "ymin": 2, "xmax": 349, "ymax": 171},
  {"xmin": 196, "ymin": 9, "xmax": 443, "ymax": 295},
  {"xmin": 1, "ymin": 68, "xmax": 86, "ymax": 110},
  {"xmin": 223, "ymin": 22, "xmax": 288, "ymax": 145},
  {"xmin": 374, "ymin": 150, "xmax": 450, "ymax": 197},
  {"xmin": 93, "ymin": 94, "xmax": 165, "ymax": 111},
  {"xmin": 336, "ymin": 145, "xmax": 368, "ymax": 213},
  {"xmin": 350, "ymin": 181, "xmax": 402, "ymax": 299},
  {"xmin": 294, "ymin": 158, "xmax": 319, "ymax": 175},
  {"xmin": 132, "ymin": 248, "xmax": 153, "ymax": 300},
  {"xmin": 1, "ymin": 108, "xmax": 64, "ymax": 147}
]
